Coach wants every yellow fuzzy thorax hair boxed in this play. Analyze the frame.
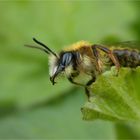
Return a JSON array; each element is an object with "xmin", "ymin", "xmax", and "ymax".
[{"xmin": 63, "ymin": 40, "xmax": 92, "ymax": 51}]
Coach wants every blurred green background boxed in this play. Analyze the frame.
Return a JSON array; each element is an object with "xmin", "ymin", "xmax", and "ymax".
[{"xmin": 0, "ymin": 1, "xmax": 140, "ymax": 139}]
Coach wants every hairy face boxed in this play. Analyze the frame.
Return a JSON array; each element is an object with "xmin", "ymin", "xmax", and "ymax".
[{"xmin": 49, "ymin": 52, "xmax": 76, "ymax": 84}]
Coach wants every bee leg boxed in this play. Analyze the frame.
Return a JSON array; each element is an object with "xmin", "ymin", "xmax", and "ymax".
[
  {"xmin": 85, "ymin": 77, "xmax": 96, "ymax": 100},
  {"xmin": 92, "ymin": 45, "xmax": 120, "ymax": 74},
  {"xmin": 68, "ymin": 76, "xmax": 85, "ymax": 87},
  {"xmin": 92, "ymin": 47, "xmax": 103, "ymax": 73}
]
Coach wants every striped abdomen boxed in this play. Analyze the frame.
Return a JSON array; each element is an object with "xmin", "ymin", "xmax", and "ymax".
[{"xmin": 113, "ymin": 49, "xmax": 140, "ymax": 68}]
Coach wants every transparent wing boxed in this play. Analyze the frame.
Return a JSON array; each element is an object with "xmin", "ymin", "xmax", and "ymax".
[{"xmin": 104, "ymin": 41, "xmax": 140, "ymax": 50}]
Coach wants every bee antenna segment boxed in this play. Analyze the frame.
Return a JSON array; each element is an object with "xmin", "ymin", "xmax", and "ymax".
[
  {"xmin": 33, "ymin": 37, "xmax": 58, "ymax": 58},
  {"xmin": 24, "ymin": 44, "xmax": 50, "ymax": 54}
]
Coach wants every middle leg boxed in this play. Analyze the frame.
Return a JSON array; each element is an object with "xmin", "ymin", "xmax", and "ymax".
[
  {"xmin": 92, "ymin": 44, "xmax": 120, "ymax": 74},
  {"xmin": 85, "ymin": 77, "xmax": 96, "ymax": 99}
]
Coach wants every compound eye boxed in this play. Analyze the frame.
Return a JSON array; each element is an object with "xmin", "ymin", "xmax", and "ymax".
[{"xmin": 61, "ymin": 52, "xmax": 73, "ymax": 66}]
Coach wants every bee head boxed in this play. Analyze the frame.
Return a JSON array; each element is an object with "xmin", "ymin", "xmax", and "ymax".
[
  {"xmin": 49, "ymin": 52, "xmax": 76, "ymax": 85},
  {"xmin": 25, "ymin": 38, "xmax": 77, "ymax": 85}
]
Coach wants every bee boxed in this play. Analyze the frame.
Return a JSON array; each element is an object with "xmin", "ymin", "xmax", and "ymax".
[{"xmin": 25, "ymin": 38, "xmax": 140, "ymax": 98}]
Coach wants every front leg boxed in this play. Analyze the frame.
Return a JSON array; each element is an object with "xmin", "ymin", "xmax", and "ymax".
[
  {"xmin": 85, "ymin": 77, "xmax": 96, "ymax": 99},
  {"xmin": 68, "ymin": 74, "xmax": 96, "ymax": 100},
  {"xmin": 68, "ymin": 76, "xmax": 85, "ymax": 87}
]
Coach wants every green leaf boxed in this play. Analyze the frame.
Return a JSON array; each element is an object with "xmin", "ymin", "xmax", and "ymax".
[{"xmin": 82, "ymin": 67, "xmax": 140, "ymax": 121}]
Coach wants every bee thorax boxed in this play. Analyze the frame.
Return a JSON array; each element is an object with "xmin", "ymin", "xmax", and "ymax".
[
  {"xmin": 65, "ymin": 65, "xmax": 74, "ymax": 76},
  {"xmin": 80, "ymin": 55, "xmax": 96, "ymax": 74}
]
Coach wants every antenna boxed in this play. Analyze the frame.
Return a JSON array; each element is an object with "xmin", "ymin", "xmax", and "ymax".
[
  {"xmin": 33, "ymin": 38, "xmax": 58, "ymax": 57},
  {"xmin": 24, "ymin": 38, "xmax": 58, "ymax": 58},
  {"xmin": 24, "ymin": 44, "xmax": 50, "ymax": 54}
]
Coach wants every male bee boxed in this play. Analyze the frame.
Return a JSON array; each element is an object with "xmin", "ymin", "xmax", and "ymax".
[{"xmin": 25, "ymin": 38, "xmax": 140, "ymax": 98}]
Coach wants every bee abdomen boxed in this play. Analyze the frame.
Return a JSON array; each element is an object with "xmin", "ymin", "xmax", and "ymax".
[{"xmin": 113, "ymin": 49, "xmax": 140, "ymax": 68}]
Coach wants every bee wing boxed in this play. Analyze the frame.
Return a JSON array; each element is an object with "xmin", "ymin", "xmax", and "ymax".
[{"xmin": 104, "ymin": 41, "xmax": 140, "ymax": 50}]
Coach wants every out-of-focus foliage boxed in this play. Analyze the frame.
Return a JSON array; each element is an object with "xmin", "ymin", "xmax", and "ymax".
[
  {"xmin": 0, "ymin": 90, "xmax": 116, "ymax": 139},
  {"xmin": 82, "ymin": 67, "xmax": 140, "ymax": 121},
  {"xmin": 131, "ymin": 2, "xmax": 140, "ymax": 41},
  {"xmin": 0, "ymin": 1, "xmax": 140, "ymax": 139}
]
